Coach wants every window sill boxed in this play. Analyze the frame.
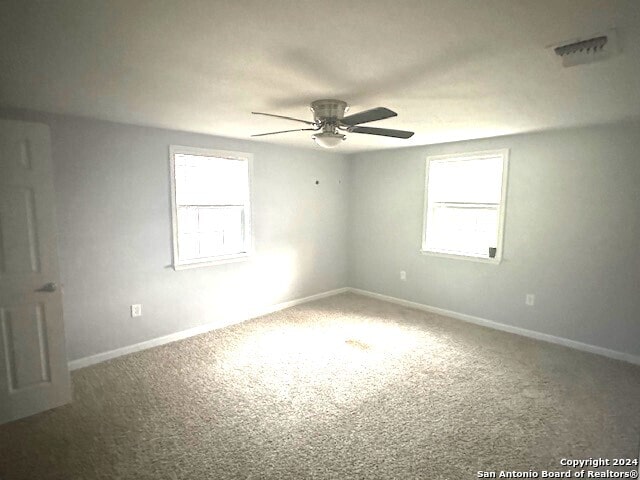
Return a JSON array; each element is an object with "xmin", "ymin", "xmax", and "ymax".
[
  {"xmin": 173, "ymin": 253, "xmax": 251, "ymax": 270},
  {"xmin": 419, "ymin": 249, "xmax": 502, "ymax": 265}
]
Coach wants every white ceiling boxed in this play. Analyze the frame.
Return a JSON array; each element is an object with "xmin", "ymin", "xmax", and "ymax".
[{"xmin": 1, "ymin": 0, "xmax": 639, "ymax": 152}]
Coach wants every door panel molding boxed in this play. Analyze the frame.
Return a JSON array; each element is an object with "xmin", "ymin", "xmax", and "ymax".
[{"xmin": 0, "ymin": 119, "xmax": 71, "ymax": 425}]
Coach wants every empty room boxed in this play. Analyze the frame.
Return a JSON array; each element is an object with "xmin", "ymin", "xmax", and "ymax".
[{"xmin": 1, "ymin": 1, "xmax": 639, "ymax": 479}]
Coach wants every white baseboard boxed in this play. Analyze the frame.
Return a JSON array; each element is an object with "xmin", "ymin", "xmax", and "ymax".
[
  {"xmin": 348, "ymin": 288, "xmax": 640, "ymax": 366},
  {"xmin": 69, "ymin": 286, "xmax": 640, "ymax": 370},
  {"xmin": 68, "ymin": 287, "xmax": 350, "ymax": 371}
]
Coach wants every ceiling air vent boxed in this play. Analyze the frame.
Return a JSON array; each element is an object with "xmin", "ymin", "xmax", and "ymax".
[{"xmin": 551, "ymin": 30, "xmax": 618, "ymax": 67}]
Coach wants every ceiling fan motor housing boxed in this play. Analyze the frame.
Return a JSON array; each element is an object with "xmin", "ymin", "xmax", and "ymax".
[{"xmin": 310, "ymin": 99, "xmax": 348, "ymax": 123}]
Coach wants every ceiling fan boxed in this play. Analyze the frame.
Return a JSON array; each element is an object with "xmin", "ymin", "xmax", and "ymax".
[{"xmin": 252, "ymin": 99, "xmax": 414, "ymax": 148}]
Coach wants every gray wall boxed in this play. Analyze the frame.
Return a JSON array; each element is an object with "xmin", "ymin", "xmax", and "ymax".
[
  {"xmin": 2, "ymin": 111, "xmax": 349, "ymax": 361},
  {"xmin": 3, "ymin": 108, "xmax": 638, "ymax": 362},
  {"xmin": 348, "ymin": 121, "xmax": 640, "ymax": 358}
]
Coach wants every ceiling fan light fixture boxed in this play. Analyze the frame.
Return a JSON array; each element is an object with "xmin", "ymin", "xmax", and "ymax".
[
  {"xmin": 252, "ymin": 100, "xmax": 414, "ymax": 145},
  {"xmin": 312, "ymin": 132, "xmax": 345, "ymax": 148}
]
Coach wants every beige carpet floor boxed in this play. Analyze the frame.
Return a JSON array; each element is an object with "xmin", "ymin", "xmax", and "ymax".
[{"xmin": 1, "ymin": 292, "xmax": 639, "ymax": 479}]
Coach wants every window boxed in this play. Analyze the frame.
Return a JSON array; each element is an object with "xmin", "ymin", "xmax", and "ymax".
[
  {"xmin": 421, "ymin": 149, "xmax": 509, "ymax": 263},
  {"xmin": 169, "ymin": 146, "xmax": 252, "ymax": 269}
]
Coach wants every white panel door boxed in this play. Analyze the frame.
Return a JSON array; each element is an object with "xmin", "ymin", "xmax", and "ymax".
[{"xmin": 0, "ymin": 119, "xmax": 71, "ymax": 424}]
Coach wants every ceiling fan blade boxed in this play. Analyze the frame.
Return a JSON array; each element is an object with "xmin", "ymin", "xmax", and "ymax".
[
  {"xmin": 341, "ymin": 107, "xmax": 397, "ymax": 126},
  {"xmin": 252, "ymin": 111, "xmax": 316, "ymax": 126},
  {"xmin": 349, "ymin": 126, "xmax": 414, "ymax": 139},
  {"xmin": 251, "ymin": 128, "xmax": 317, "ymax": 137}
]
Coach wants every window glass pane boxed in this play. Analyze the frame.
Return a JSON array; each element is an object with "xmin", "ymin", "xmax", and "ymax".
[
  {"xmin": 423, "ymin": 151, "xmax": 507, "ymax": 260},
  {"xmin": 198, "ymin": 232, "xmax": 225, "ymax": 257},
  {"xmin": 172, "ymin": 149, "xmax": 251, "ymax": 265},
  {"xmin": 198, "ymin": 206, "xmax": 242, "ymax": 233},
  {"xmin": 175, "ymin": 154, "xmax": 248, "ymax": 206},
  {"xmin": 425, "ymin": 205, "xmax": 499, "ymax": 257},
  {"xmin": 177, "ymin": 206, "xmax": 246, "ymax": 261},
  {"xmin": 178, "ymin": 233, "xmax": 199, "ymax": 261},
  {"xmin": 177, "ymin": 206, "xmax": 198, "ymax": 234},
  {"xmin": 428, "ymin": 156, "xmax": 503, "ymax": 204},
  {"xmin": 197, "ymin": 206, "xmax": 245, "ymax": 254}
]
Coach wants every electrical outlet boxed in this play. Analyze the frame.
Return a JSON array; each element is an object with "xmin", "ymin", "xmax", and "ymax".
[
  {"xmin": 400, "ymin": 271, "xmax": 407, "ymax": 281},
  {"xmin": 525, "ymin": 294, "xmax": 535, "ymax": 306},
  {"xmin": 131, "ymin": 304, "xmax": 142, "ymax": 317}
]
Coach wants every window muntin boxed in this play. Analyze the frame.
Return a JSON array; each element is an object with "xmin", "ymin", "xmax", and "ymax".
[
  {"xmin": 170, "ymin": 147, "xmax": 252, "ymax": 268},
  {"xmin": 422, "ymin": 150, "xmax": 508, "ymax": 262}
]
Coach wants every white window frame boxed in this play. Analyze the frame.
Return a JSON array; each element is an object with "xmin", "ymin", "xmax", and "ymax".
[
  {"xmin": 420, "ymin": 149, "xmax": 509, "ymax": 264},
  {"xmin": 169, "ymin": 145, "xmax": 253, "ymax": 270}
]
